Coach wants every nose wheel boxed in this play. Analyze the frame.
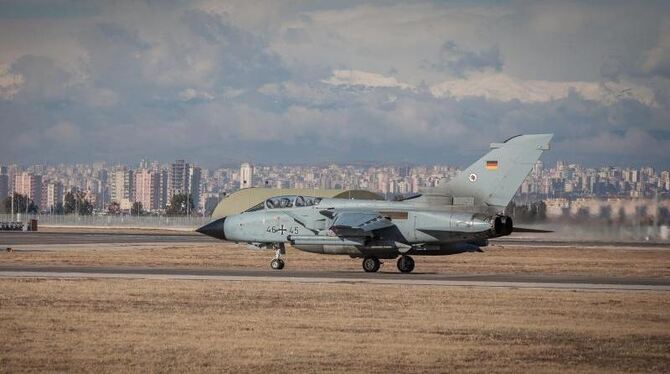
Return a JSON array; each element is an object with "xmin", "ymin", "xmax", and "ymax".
[
  {"xmin": 271, "ymin": 258, "xmax": 285, "ymax": 270},
  {"xmin": 270, "ymin": 243, "xmax": 286, "ymax": 270},
  {"xmin": 362, "ymin": 256, "xmax": 381, "ymax": 272},
  {"xmin": 397, "ymin": 255, "xmax": 415, "ymax": 273}
]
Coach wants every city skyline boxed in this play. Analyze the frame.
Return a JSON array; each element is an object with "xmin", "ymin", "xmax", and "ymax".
[
  {"xmin": 1, "ymin": 158, "xmax": 668, "ymax": 217},
  {"xmin": 0, "ymin": 1, "xmax": 669, "ymax": 168}
]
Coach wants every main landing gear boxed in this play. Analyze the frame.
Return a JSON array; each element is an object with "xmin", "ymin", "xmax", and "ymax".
[
  {"xmin": 361, "ymin": 255, "xmax": 415, "ymax": 273},
  {"xmin": 270, "ymin": 243, "xmax": 285, "ymax": 270},
  {"xmin": 396, "ymin": 255, "xmax": 415, "ymax": 273}
]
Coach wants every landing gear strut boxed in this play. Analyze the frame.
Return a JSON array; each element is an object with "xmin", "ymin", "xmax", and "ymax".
[
  {"xmin": 397, "ymin": 255, "xmax": 415, "ymax": 273},
  {"xmin": 270, "ymin": 243, "xmax": 285, "ymax": 270},
  {"xmin": 362, "ymin": 256, "xmax": 381, "ymax": 273}
]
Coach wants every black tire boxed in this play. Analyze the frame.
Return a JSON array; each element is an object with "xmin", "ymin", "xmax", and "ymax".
[
  {"xmin": 271, "ymin": 258, "xmax": 285, "ymax": 270},
  {"xmin": 397, "ymin": 255, "xmax": 415, "ymax": 273},
  {"xmin": 362, "ymin": 256, "xmax": 380, "ymax": 272}
]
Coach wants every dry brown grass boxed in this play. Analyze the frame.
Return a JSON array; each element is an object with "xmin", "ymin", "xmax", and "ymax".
[
  {"xmin": 2, "ymin": 242, "xmax": 670, "ymax": 278},
  {"xmin": 0, "ymin": 278, "xmax": 668, "ymax": 373}
]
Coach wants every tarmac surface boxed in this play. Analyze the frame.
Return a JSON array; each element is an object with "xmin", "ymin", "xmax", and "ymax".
[
  {"xmin": 1, "ymin": 231, "xmax": 669, "ymax": 248},
  {"xmin": 0, "ymin": 231, "xmax": 208, "ymax": 245},
  {"xmin": 1, "ymin": 264, "xmax": 669, "ymax": 291},
  {"xmin": 2, "ymin": 231, "xmax": 669, "ymax": 291}
]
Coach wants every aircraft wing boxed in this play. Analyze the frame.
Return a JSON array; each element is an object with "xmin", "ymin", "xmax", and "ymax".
[{"xmin": 321, "ymin": 210, "xmax": 395, "ymax": 237}]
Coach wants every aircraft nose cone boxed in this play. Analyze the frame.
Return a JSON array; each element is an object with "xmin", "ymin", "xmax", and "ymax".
[{"xmin": 196, "ymin": 217, "xmax": 227, "ymax": 240}]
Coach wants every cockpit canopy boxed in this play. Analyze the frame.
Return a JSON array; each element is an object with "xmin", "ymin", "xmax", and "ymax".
[{"xmin": 244, "ymin": 195, "xmax": 322, "ymax": 212}]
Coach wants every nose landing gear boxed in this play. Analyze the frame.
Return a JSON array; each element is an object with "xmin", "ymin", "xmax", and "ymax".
[{"xmin": 271, "ymin": 243, "xmax": 285, "ymax": 270}]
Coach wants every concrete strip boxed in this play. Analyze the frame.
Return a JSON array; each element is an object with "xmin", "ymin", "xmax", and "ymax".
[{"xmin": 2, "ymin": 270, "xmax": 669, "ymax": 291}]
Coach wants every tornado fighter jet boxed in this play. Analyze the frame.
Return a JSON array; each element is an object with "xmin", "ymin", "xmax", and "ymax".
[{"xmin": 197, "ymin": 134, "xmax": 553, "ymax": 273}]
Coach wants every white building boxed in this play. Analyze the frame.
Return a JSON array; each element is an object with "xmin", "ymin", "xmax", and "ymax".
[
  {"xmin": 134, "ymin": 169, "xmax": 160, "ymax": 211},
  {"xmin": 45, "ymin": 181, "xmax": 64, "ymax": 212},
  {"xmin": 14, "ymin": 172, "xmax": 42, "ymax": 209},
  {"xmin": 110, "ymin": 166, "xmax": 134, "ymax": 209},
  {"xmin": 240, "ymin": 163, "xmax": 253, "ymax": 189}
]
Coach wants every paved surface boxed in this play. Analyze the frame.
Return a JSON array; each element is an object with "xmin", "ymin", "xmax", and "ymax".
[
  {"xmin": 1, "ymin": 231, "xmax": 669, "ymax": 248},
  {"xmin": 0, "ymin": 231, "xmax": 209, "ymax": 245},
  {"xmin": 1, "ymin": 265, "xmax": 669, "ymax": 291}
]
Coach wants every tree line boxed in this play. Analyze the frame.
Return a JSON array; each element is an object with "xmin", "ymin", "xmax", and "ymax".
[{"xmin": 1, "ymin": 192, "xmax": 195, "ymax": 216}]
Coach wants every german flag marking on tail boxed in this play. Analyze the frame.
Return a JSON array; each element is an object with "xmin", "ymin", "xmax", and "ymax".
[{"xmin": 486, "ymin": 160, "xmax": 498, "ymax": 170}]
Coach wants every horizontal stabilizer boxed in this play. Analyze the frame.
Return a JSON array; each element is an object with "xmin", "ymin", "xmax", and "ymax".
[{"xmin": 512, "ymin": 227, "xmax": 553, "ymax": 233}]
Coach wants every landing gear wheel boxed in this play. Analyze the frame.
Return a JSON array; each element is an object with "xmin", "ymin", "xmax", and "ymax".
[
  {"xmin": 271, "ymin": 258, "xmax": 285, "ymax": 270},
  {"xmin": 397, "ymin": 255, "xmax": 415, "ymax": 273},
  {"xmin": 270, "ymin": 243, "xmax": 286, "ymax": 270},
  {"xmin": 362, "ymin": 256, "xmax": 381, "ymax": 273}
]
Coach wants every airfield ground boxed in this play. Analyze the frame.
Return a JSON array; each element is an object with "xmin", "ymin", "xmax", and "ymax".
[
  {"xmin": 1, "ymin": 240, "xmax": 669, "ymax": 278},
  {"xmin": 1, "ymin": 230, "xmax": 669, "ymax": 372}
]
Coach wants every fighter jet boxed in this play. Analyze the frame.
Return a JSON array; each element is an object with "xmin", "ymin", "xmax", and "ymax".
[{"xmin": 197, "ymin": 134, "xmax": 553, "ymax": 273}]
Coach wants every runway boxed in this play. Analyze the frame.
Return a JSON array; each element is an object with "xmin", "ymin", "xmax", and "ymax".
[
  {"xmin": 0, "ymin": 231, "xmax": 209, "ymax": 245},
  {"xmin": 2, "ymin": 231, "xmax": 669, "ymax": 248},
  {"xmin": 1, "ymin": 265, "xmax": 669, "ymax": 291}
]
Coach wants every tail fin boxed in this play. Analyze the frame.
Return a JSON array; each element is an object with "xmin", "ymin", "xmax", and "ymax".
[{"xmin": 435, "ymin": 134, "xmax": 553, "ymax": 212}]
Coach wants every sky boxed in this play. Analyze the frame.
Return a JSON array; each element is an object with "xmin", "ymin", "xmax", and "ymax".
[{"xmin": 0, "ymin": 0, "xmax": 669, "ymax": 168}]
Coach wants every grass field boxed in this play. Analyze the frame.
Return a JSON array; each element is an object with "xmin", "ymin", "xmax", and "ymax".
[
  {"xmin": 1, "ymin": 278, "xmax": 669, "ymax": 373},
  {"xmin": 3, "ymin": 242, "xmax": 670, "ymax": 278},
  {"xmin": 2, "ymin": 234, "xmax": 669, "ymax": 372}
]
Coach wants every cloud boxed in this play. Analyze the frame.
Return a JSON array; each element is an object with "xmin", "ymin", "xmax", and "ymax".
[
  {"xmin": 283, "ymin": 27, "xmax": 311, "ymax": 44},
  {"xmin": 430, "ymin": 72, "xmax": 656, "ymax": 106},
  {"xmin": 321, "ymin": 70, "xmax": 413, "ymax": 90},
  {"xmin": 642, "ymin": 19, "xmax": 670, "ymax": 78},
  {"xmin": 45, "ymin": 121, "xmax": 81, "ymax": 145},
  {"xmin": 179, "ymin": 88, "xmax": 214, "ymax": 102},
  {"xmin": 180, "ymin": 9, "xmax": 289, "ymax": 88},
  {"xmin": 0, "ymin": 1, "xmax": 668, "ymax": 168},
  {"xmin": 0, "ymin": 64, "xmax": 23, "ymax": 99},
  {"xmin": 430, "ymin": 41, "xmax": 503, "ymax": 76},
  {"xmin": 8, "ymin": 55, "xmax": 74, "ymax": 102}
]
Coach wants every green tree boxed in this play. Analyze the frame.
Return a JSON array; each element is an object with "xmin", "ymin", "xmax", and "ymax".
[
  {"xmin": 63, "ymin": 192, "xmax": 76, "ymax": 214},
  {"xmin": 131, "ymin": 201, "xmax": 143, "ymax": 215},
  {"xmin": 166, "ymin": 193, "xmax": 194, "ymax": 216},
  {"xmin": 53, "ymin": 202, "xmax": 64, "ymax": 215},
  {"xmin": 2, "ymin": 193, "xmax": 38, "ymax": 214},
  {"xmin": 107, "ymin": 201, "xmax": 121, "ymax": 215},
  {"xmin": 63, "ymin": 192, "xmax": 93, "ymax": 215}
]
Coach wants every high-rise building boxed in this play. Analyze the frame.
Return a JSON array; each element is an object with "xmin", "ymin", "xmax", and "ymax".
[
  {"xmin": 14, "ymin": 172, "xmax": 42, "ymax": 209},
  {"xmin": 240, "ymin": 163, "xmax": 253, "ymax": 189},
  {"xmin": 110, "ymin": 166, "xmax": 134, "ymax": 209},
  {"xmin": 188, "ymin": 165, "xmax": 202, "ymax": 210},
  {"xmin": 45, "ymin": 181, "xmax": 64, "ymax": 212},
  {"xmin": 7, "ymin": 164, "xmax": 20, "ymax": 195},
  {"xmin": 0, "ymin": 174, "xmax": 8, "ymax": 201},
  {"xmin": 159, "ymin": 168, "xmax": 168, "ymax": 210},
  {"xmin": 134, "ymin": 169, "xmax": 160, "ymax": 211},
  {"xmin": 168, "ymin": 160, "xmax": 189, "ymax": 200}
]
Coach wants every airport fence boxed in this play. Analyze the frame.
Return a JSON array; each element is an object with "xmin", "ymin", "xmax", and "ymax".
[{"xmin": 0, "ymin": 214, "xmax": 210, "ymax": 230}]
